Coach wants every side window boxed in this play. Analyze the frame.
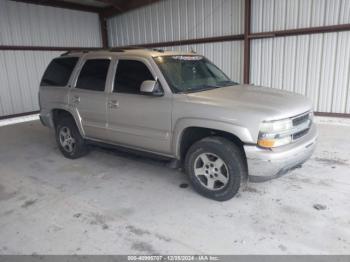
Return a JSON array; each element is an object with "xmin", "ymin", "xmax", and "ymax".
[
  {"xmin": 76, "ymin": 59, "xmax": 110, "ymax": 92},
  {"xmin": 40, "ymin": 57, "xmax": 78, "ymax": 86},
  {"xmin": 114, "ymin": 60, "xmax": 154, "ymax": 94}
]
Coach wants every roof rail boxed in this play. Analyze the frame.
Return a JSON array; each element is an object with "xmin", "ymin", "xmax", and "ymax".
[
  {"xmin": 109, "ymin": 47, "xmax": 145, "ymax": 52},
  {"xmin": 60, "ymin": 46, "xmax": 165, "ymax": 56},
  {"xmin": 152, "ymin": 48, "xmax": 164, "ymax": 53},
  {"xmin": 60, "ymin": 49, "xmax": 107, "ymax": 56},
  {"xmin": 107, "ymin": 48, "xmax": 124, "ymax": 52},
  {"xmin": 60, "ymin": 49, "xmax": 91, "ymax": 56}
]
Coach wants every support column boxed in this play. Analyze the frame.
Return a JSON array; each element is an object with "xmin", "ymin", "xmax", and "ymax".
[
  {"xmin": 99, "ymin": 13, "xmax": 108, "ymax": 48},
  {"xmin": 243, "ymin": 0, "xmax": 251, "ymax": 84}
]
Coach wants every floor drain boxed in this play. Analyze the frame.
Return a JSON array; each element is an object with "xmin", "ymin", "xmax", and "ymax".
[{"xmin": 179, "ymin": 183, "xmax": 189, "ymax": 188}]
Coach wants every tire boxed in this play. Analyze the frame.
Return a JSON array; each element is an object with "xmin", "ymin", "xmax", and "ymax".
[
  {"xmin": 185, "ymin": 136, "xmax": 246, "ymax": 201},
  {"xmin": 55, "ymin": 117, "xmax": 88, "ymax": 159}
]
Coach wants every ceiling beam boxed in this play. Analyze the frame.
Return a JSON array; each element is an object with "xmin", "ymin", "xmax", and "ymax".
[
  {"xmin": 100, "ymin": 0, "xmax": 161, "ymax": 18},
  {"xmin": 95, "ymin": 0, "xmax": 123, "ymax": 11},
  {"xmin": 10, "ymin": 0, "xmax": 103, "ymax": 13},
  {"xmin": 0, "ymin": 45, "xmax": 101, "ymax": 51},
  {"xmin": 113, "ymin": 34, "xmax": 244, "ymax": 49},
  {"xmin": 10, "ymin": 0, "xmax": 162, "ymax": 17},
  {"xmin": 249, "ymin": 24, "xmax": 350, "ymax": 39}
]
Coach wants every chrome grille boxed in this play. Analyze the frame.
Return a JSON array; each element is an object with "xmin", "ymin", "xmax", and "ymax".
[
  {"xmin": 291, "ymin": 111, "xmax": 312, "ymax": 141},
  {"xmin": 293, "ymin": 129, "xmax": 309, "ymax": 140},
  {"xmin": 293, "ymin": 113, "xmax": 309, "ymax": 126}
]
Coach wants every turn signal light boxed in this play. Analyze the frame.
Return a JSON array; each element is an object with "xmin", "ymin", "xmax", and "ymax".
[
  {"xmin": 258, "ymin": 135, "xmax": 292, "ymax": 148},
  {"xmin": 258, "ymin": 139, "xmax": 275, "ymax": 148}
]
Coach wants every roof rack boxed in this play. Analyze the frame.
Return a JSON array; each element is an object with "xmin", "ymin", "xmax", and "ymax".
[
  {"xmin": 60, "ymin": 47, "xmax": 170, "ymax": 57},
  {"xmin": 60, "ymin": 49, "xmax": 91, "ymax": 56},
  {"xmin": 151, "ymin": 48, "xmax": 164, "ymax": 53},
  {"xmin": 109, "ymin": 46, "xmax": 141, "ymax": 52}
]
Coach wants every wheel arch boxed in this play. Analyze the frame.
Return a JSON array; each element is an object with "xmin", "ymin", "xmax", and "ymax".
[
  {"xmin": 51, "ymin": 108, "xmax": 85, "ymax": 136},
  {"xmin": 178, "ymin": 126, "xmax": 245, "ymax": 159},
  {"xmin": 173, "ymin": 118, "xmax": 253, "ymax": 159},
  {"xmin": 176, "ymin": 125, "xmax": 249, "ymax": 184}
]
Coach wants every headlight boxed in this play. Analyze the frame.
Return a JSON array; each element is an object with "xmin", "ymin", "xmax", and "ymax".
[
  {"xmin": 258, "ymin": 118, "xmax": 293, "ymax": 148},
  {"xmin": 309, "ymin": 111, "xmax": 314, "ymax": 121},
  {"xmin": 259, "ymin": 119, "xmax": 293, "ymax": 133}
]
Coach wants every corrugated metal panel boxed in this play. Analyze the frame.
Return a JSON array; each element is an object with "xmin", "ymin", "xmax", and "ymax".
[
  {"xmin": 0, "ymin": 51, "xmax": 62, "ymax": 116},
  {"xmin": 251, "ymin": 0, "xmax": 350, "ymax": 33},
  {"xmin": 0, "ymin": 0, "xmax": 102, "ymax": 47},
  {"xmin": 0, "ymin": 0, "xmax": 102, "ymax": 117},
  {"xmin": 107, "ymin": 0, "xmax": 244, "ymax": 47},
  {"xmin": 250, "ymin": 31, "xmax": 350, "ymax": 114},
  {"xmin": 160, "ymin": 41, "xmax": 244, "ymax": 83}
]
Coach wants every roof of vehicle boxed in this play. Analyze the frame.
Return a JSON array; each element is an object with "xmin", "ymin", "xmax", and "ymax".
[{"xmin": 60, "ymin": 48, "xmax": 198, "ymax": 58}]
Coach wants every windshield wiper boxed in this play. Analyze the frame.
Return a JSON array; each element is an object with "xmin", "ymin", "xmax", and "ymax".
[
  {"xmin": 218, "ymin": 80, "xmax": 238, "ymax": 86},
  {"xmin": 186, "ymin": 88, "xmax": 216, "ymax": 93},
  {"xmin": 201, "ymin": 81, "xmax": 237, "ymax": 89},
  {"xmin": 183, "ymin": 85, "xmax": 221, "ymax": 93},
  {"xmin": 179, "ymin": 81, "xmax": 237, "ymax": 94}
]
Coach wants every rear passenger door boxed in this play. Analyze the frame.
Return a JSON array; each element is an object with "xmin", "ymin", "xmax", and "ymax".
[
  {"xmin": 69, "ymin": 57, "xmax": 111, "ymax": 140},
  {"xmin": 39, "ymin": 57, "xmax": 79, "ymax": 111},
  {"xmin": 107, "ymin": 58, "xmax": 172, "ymax": 154}
]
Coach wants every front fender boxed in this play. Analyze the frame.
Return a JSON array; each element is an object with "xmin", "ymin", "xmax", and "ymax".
[{"xmin": 172, "ymin": 117, "xmax": 254, "ymax": 158}]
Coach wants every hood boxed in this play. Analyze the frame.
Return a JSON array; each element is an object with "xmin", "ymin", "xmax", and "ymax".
[{"xmin": 186, "ymin": 84, "xmax": 313, "ymax": 120}]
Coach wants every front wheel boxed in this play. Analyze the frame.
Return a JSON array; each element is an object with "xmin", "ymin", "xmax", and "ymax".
[{"xmin": 185, "ymin": 137, "xmax": 246, "ymax": 201}]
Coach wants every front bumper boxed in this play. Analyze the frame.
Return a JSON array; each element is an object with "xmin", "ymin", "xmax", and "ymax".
[{"xmin": 244, "ymin": 124, "xmax": 317, "ymax": 182}]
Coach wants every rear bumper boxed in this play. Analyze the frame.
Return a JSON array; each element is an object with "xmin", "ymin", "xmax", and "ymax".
[{"xmin": 244, "ymin": 124, "xmax": 317, "ymax": 182}]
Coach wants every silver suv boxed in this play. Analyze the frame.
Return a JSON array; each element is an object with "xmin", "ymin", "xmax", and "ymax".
[{"xmin": 39, "ymin": 49, "xmax": 317, "ymax": 201}]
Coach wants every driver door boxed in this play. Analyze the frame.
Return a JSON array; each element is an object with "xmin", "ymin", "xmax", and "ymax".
[{"xmin": 107, "ymin": 58, "xmax": 172, "ymax": 155}]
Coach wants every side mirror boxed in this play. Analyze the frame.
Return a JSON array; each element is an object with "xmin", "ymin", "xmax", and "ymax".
[{"xmin": 140, "ymin": 80, "xmax": 164, "ymax": 96}]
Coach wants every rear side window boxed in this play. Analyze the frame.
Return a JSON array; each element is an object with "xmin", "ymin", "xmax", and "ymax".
[
  {"xmin": 40, "ymin": 57, "xmax": 78, "ymax": 86},
  {"xmin": 114, "ymin": 60, "xmax": 154, "ymax": 94},
  {"xmin": 76, "ymin": 59, "xmax": 110, "ymax": 92}
]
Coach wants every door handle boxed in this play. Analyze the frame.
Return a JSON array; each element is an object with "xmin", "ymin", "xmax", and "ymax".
[
  {"xmin": 72, "ymin": 95, "xmax": 80, "ymax": 104},
  {"xmin": 108, "ymin": 100, "xmax": 119, "ymax": 109}
]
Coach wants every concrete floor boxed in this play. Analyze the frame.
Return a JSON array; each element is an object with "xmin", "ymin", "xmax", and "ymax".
[{"xmin": 0, "ymin": 120, "xmax": 349, "ymax": 255}]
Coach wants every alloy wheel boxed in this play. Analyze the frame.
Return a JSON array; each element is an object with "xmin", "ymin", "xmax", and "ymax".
[
  {"xmin": 59, "ymin": 126, "xmax": 76, "ymax": 153},
  {"xmin": 193, "ymin": 152, "xmax": 229, "ymax": 191}
]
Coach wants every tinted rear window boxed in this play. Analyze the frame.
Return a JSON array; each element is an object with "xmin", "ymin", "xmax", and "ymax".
[{"xmin": 40, "ymin": 57, "xmax": 79, "ymax": 87}]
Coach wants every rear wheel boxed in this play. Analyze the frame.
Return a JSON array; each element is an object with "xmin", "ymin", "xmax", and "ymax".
[
  {"xmin": 55, "ymin": 117, "xmax": 88, "ymax": 159},
  {"xmin": 185, "ymin": 136, "xmax": 246, "ymax": 201}
]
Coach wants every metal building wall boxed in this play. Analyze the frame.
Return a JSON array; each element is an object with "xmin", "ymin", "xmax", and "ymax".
[
  {"xmin": 251, "ymin": 0, "xmax": 350, "ymax": 33},
  {"xmin": 107, "ymin": 0, "xmax": 244, "ymax": 47},
  {"xmin": 0, "ymin": 0, "xmax": 101, "ymax": 47},
  {"xmin": 250, "ymin": 0, "xmax": 350, "ymax": 114},
  {"xmin": 107, "ymin": 0, "xmax": 244, "ymax": 84},
  {"xmin": 0, "ymin": 0, "xmax": 102, "ymax": 118},
  {"xmin": 0, "ymin": 51, "xmax": 62, "ymax": 117}
]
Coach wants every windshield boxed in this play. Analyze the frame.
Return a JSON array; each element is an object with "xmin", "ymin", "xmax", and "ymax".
[{"xmin": 154, "ymin": 55, "xmax": 238, "ymax": 93}]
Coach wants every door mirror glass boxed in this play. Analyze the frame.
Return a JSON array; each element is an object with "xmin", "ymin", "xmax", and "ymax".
[{"xmin": 140, "ymin": 80, "xmax": 164, "ymax": 96}]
